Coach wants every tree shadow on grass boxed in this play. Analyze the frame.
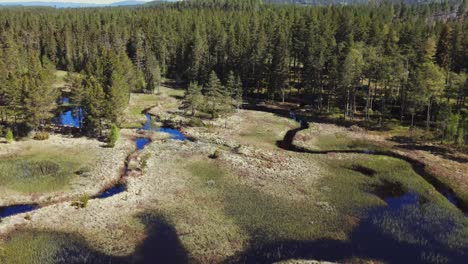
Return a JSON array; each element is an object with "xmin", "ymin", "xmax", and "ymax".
[
  {"xmin": 395, "ymin": 142, "xmax": 468, "ymax": 164},
  {"xmin": 130, "ymin": 213, "xmax": 189, "ymax": 264},
  {"xmin": 2, "ymin": 213, "xmax": 189, "ymax": 264},
  {"xmin": 224, "ymin": 204, "xmax": 468, "ymax": 264}
]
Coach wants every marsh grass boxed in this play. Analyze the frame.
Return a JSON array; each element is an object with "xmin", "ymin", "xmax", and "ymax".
[
  {"xmin": 0, "ymin": 148, "xmax": 92, "ymax": 193},
  {"xmin": 236, "ymin": 113, "xmax": 296, "ymax": 149},
  {"xmin": 186, "ymin": 153, "xmax": 468, "ymax": 262},
  {"xmin": 186, "ymin": 159, "xmax": 350, "ymax": 246},
  {"xmin": 318, "ymin": 155, "xmax": 460, "ymax": 213},
  {"xmin": 0, "ymin": 231, "xmax": 113, "ymax": 264},
  {"xmin": 311, "ymin": 133, "xmax": 389, "ymax": 152}
]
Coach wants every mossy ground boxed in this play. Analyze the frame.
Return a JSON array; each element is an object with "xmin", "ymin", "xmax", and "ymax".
[{"xmin": 0, "ymin": 147, "xmax": 93, "ymax": 193}]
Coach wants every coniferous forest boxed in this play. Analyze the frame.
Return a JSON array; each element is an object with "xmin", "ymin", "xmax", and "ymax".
[
  {"xmin": 0, "ymin": 0, "xmax": 466, "ymax": 143},
  {"xmin": 1, "ymin": 1, "xmax": 468, "ymax": 263}
]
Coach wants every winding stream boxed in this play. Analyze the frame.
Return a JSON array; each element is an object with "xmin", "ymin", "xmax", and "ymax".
[
  {"xmin": 227, "ymin": 110, "xmax": 468, "ymax": 263},
  {"xmin": 95, "ymin": 112, "xmax": 186, "ymax": 199},
  {"xmin": 1, "ymin": 109, "xmax": 186, "ymax": 218},
  {"xmin": 283, "ymin": 112, "xmax": 468, "ymax": 215}
]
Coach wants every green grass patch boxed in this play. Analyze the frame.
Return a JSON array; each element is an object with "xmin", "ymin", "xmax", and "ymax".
[
  {"xmin": 310, "ymin": 133, "xmax": 389, "ymax": 152},
  {"xmin": 0, "ymin": 148, "xmax": 93, "ymax": 193},
  {"xmin": 0, "ymin": 231, "xmax": 111, "ymax": 264},
  {"xmin": 317, "ymin": 155, "xmax": 459, "ymax": 214},
  {"xmin": 237, "ymin": 113, "xmax": 296, "ymax": 149},
  {"xmin": 187, "ymin": 160, "xmax": 225, "ymax": 183},
  {"xmin": 129, "ymin": 94, "xmax": 158, "ymax": 116},
  {"xmin": 160, "ymin": 86, "xmax": 185, "ymax": 98},
  {"xmin": 186, "ymin": 159, "xmax": 348, "ymax": 245}
]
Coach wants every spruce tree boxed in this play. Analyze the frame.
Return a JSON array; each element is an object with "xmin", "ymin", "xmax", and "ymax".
[{"xmin": 184, "ymin": 82, "xmax": 203, "ymax": 116}]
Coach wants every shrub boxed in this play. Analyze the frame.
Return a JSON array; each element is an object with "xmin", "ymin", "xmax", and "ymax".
[
  {"xmin": 108, "ymin": 124, "xmax": 119, "ymax": 147},
  {"xmin": 80, "ymin": 193, "xmax": 89, "ymax": 208},
  {"xmin": 33, "ymin": 132, "xmax": 49, "ymax": 141},
  {"xmin": 72, "ymin": 193, "xmax": 89, "ymax": 209},
  {"xmin": 209, "ymin": 149, "xmax": 221, "ymax": 159},
  {"xmin": 24, "ymin": 214, "xmax": 31, "ymax": 221},
  {"xmin": 187, "ymin": 117, "xmax": 205, "ymax": 127},
  {"xmin": 5, "ymin": 128, "xmax": 14, "ymax": 143},
  {"xmin": 140, "ymin": 153, "xmax": 152, "ymax": 170}
]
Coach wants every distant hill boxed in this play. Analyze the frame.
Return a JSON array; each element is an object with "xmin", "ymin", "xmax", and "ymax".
[
  {"xmin": 264, "ymin": 0, "xmax": 457, "ymax": 4},
  {"xmin": 110, "ymin": 1, "xmax": 146, "ymax": 6},
  {"xmin": 0, "ymin": 1, "xmax": 147, "ymax": 8}
]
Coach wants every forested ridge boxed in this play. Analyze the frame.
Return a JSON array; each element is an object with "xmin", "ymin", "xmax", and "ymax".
[{"xmin": 0, "ymin": 0, "xmax": 467, "ymax": 144}]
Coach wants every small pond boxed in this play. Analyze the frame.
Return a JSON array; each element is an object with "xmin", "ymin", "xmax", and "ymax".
[
  {"xmin": 141, "ymin": 113, "xmax": 186, "ymax": 140},
  {"xmin": 55, "ymin": 97, "xmax": 83, "ymax": 128}
]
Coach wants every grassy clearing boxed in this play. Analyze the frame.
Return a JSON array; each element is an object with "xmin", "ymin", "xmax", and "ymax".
[
  {"xmin": 236, "ymin": 112, "xmax": 296, "ymax": 149},
  {"xmin": 122, "ymin": 93, "xmax": 159, "ymax": 128},
  {"xmin": 304, "ymin": 132, "xmax": 390, "ymax": 152},
  {"xmin": 0, "ymin": 147, "xmax": 93, "ymax": 193},
  {"xmin": 186, "ymin": 159, "xmax": 349, "ymax": 246},
  {"xmin": 53, "ymin": 70, "xmax": 68, "ymax": 89},
  {"xmin": 160, "ymin": 85, "xmax": 185, "ymax": 98},
  {"xmin": 122, "ymin": 86, "xmax": 183, "ymax": 128},
  {"xmin": 316, "ymin": 154, "xmax": 465, "ymax": 215}
]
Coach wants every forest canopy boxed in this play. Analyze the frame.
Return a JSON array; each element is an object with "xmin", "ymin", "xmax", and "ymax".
[{"xmin": 0, "ymin": 0, "xmax": 466, "ymax": 144}]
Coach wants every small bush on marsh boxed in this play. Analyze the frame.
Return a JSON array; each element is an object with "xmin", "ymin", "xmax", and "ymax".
[
  {"xmin": 187, "ymin": 117, "xmax": 205, "ymax": 127},
  {"xmin": 209, "ymin": 149, "xmax": 221, "ymax": 159},
  {"xmin": 72, "ymin": 193, "xmax": 89, "ymax": 209},
  {"xmin": 108, "ymin": 124, "xmax": 119, "ymax": 147},
  {"xmin": 5, "ymin": 128, "xmax": 14, "ymax": 143},
  {"xmin": 33, "ymin": 132, "xmax": 50, "ymax": 141}
]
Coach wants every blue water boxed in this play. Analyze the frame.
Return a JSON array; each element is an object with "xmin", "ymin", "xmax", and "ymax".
[
  {"xmin": 136, "ymin": 138, "xmax": 152, "ymax": 151},
  {"xmin": 141, "ymin": 113, "xmax": 186, "ymax": 141},
  {"xmin": 60, "ymin": 97, "xmax": 70, "ymax": 104},
  {"xmin": 384, "ymin": 192, "xmax": 419, "ymax": 210},
  {"xmin": 56, "ymin": 107, "xmax": 83, "ymax": 128},
  {"xmin": 55, "ymin": 97, "xmax": 83, "ymax": 128},
  {"xmin": 0, "ymin": 204, "xmax": 37, "ymax": 218},
  {"xmin": 95, "ymin": 184, "xmax": 126, "ymax": 199},
  {"xmin": 158, "ymin": 128, "xmax": 186, "ymax": 141}
]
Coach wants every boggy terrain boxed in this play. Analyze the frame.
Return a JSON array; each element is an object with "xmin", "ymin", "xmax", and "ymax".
[{"xmin": 0, "ymin": 89, "xmax": 467, "ymax": 264}]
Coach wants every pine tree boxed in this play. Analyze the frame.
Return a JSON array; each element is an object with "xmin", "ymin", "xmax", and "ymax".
[
  {"xmin": 184, "ymin": 82, "xmax": 203, "ymax": 116},
  {"xmin": 22, "ymin": 56, "xmax": 58, "ymax": 131},
  {"xmin": 204, "ymin": 71, "xmax": 228, "ymax": 118},
  {"xmin": 82, "ymin": 76, "xmax": 106, "ymax": 137},
  {"xmin": 268, "ymin": 28, "xmax": 289, "ymax": 102}
]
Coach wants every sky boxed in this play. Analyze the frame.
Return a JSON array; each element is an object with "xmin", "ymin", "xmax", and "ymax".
[{"xmin": 0, "ymin": 0, "xmax": 153, "ymax": 3}]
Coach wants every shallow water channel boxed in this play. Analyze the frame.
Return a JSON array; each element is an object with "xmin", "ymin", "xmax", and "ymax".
[{"xmin": 1, "ymin": 109, "xmax": 186, "ymax": 217}]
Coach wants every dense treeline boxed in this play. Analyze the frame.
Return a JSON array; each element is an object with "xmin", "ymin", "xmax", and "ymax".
[{"xmin": 0, "ymin": 1, "xmax": 467, "ymax": 144}]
